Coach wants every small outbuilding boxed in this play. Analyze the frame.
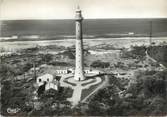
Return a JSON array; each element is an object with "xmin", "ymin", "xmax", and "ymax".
[{"xmin": 36, "ymin": 74, "xmax": 60, "ymax": 91}]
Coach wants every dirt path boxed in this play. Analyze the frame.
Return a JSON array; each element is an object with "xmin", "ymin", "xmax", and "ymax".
[
  {"xmin": 146, "ymin": 50, "xmax": 166, "ymax": 69},
  {"xmin": 68, "ymin": 84, "xmax": 82, "ymax": 106},
  {"xmin": 81, "ymin": 75, "xmax": 109, "ymax": 103},
  {"xmin": 61, "ymin": 75, "xmax": 102, "ymax": 106}
]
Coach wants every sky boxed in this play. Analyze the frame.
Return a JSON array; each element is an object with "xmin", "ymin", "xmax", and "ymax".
[{"xmin": 0, "ymin": 0, "xmax": 167, "ymax": 20}]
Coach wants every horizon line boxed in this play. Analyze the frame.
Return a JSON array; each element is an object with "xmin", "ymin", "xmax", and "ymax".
[{"xmin": 1, "ymin": 17, "xmax": 167, "ymax": 21}]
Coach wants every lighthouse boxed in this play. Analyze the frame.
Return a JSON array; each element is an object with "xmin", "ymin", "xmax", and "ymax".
[{"xmin": 74, "ymin": 6, "xmax": 85, "ymax": 81}]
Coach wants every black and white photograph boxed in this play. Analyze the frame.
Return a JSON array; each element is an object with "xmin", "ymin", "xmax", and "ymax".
[{"xmin": 0, "ymin": 0, "xmax": 167, "ymax": 116}]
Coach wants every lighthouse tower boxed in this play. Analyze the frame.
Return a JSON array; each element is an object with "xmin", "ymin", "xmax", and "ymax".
[{"xmin": 74, "ymin": 6, "xmax": 85, "ymax": 81}]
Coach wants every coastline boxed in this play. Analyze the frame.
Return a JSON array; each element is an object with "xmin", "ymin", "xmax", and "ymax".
[{"xmin": 0, "ymin": 36, "xmax": 167, "ymax": 42}]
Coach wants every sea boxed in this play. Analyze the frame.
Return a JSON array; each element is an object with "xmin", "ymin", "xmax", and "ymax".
[
  {"xmin": 1, "ymin": 19, "xmax": 167, "ymax": 37},
  {"xmin": 0, "ymin": 19, "xmax": 167, "ymax": 51}
]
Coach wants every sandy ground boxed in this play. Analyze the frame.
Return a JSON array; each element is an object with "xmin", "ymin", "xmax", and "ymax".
[{"xmin": 1, "ymin": 37, "xmax": 167, "ymax": 51}]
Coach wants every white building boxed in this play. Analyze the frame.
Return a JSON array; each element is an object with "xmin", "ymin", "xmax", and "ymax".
[
  {"xmin": 66, "ymin": 68, "xmax": 102, "ymax": 75},
  {"xmin": 55, "ymin": 69, "xmax": 68, "ymax": 74},
  {"xmin": 84, "ymin": 69, "xmax": 102, "ymax": 74},
  {"xmin": 36, "ymin": 74, "xmax": 60, "ymax": 91}
]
